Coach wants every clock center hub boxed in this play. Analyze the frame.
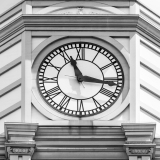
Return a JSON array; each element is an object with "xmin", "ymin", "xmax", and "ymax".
[{"xmin": 58, "ymin": 60, "xmax": 103, "ymax": 100}]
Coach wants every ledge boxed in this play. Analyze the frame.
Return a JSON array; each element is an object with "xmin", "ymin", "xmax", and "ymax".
[
  {"xmin": 0, "ymin": 123, "xmax": 159, "ymax": 160},
  {"xmin": 1, "ymin": 14, "xmax": 160, "ymax": 45}
]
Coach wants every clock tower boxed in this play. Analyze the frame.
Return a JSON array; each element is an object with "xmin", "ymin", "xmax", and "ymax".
[{"xmin": 0, "ymin": 0, "xmax": 160, "ymax": 160}]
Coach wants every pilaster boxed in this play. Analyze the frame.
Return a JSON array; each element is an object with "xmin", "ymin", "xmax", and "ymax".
[
  {"xmin": 130, "ymin": 1, "xmax": 140, "ymax": 14},
  {"xmin": 21, "ymin": 31, "xmax": 32, "ymax": 122},
  {"xmin": 130, "ymin": 33, "xmax": 140, "ymax": 122},
  {"xmin": 5, "ymin": 123, "xmax": 38, "ymax": 160},
  {"xmin": 22, "ymin": 1, "xmax": 32, "ymax": 14},
  {"xmin": 122, "ymin": 123, "xmax": 156, "ymax": 160}
]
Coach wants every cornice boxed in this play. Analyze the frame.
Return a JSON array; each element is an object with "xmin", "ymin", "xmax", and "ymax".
[
  {"xmin": 1, "ymin": 14, "xmax": 160, "ymax": 45},
  {"xmin": 1, "ymin": 15, "xmax": 139, "ymax": 40},
  {"xmin": 0, "ymin": 16, "xmax": 24, "ymax": 43},
  {"xmin": 122, "ymin": 123, "xmax": 157, "ymax": 159},
  {"xmin": 0, "ymin": 123, "xmax": 159, "ymax": 160},
  {"xmin": 122, "ymin": 123, "xmax": 156, "ymax": 144},
  {"xmin": 137, "ymin": 0, "xmax": 160, "ymax": 18},
  {"xmin": 4, "ymin": 123, "xmax": 38, "ymax": 159},
  {"xmin": 137, "ymin": 15, "xmax": 160, "ymax": 45}
]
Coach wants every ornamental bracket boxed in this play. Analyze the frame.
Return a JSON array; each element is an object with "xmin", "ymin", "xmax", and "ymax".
[
  {"xmin": 4, "ymin": 122, "xmax": 38, "ymax": 159},
  {"xmin": 122, "ymin": 123, "xmax": 156, "ymax": 159}
]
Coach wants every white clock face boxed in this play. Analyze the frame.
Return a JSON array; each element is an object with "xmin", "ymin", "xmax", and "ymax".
[{"xmin": 37, "ymin": 42, "xmax": 124, "ymax": 117}]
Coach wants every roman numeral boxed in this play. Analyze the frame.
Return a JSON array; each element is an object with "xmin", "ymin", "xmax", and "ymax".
[
  {"xmin": 81, "ymin": 48, "xmax": 85, "ymax": 60},
  {"xmin": 77, "ymin": 100, "xmax": 84, "ymax": 111},
  {"xmin": 92, "ymin": 98, "xmax": 101, "ymax": 108},
  {"xmin": 59, "ymin": 49, "xmax": 71, "ymax": 63},
  {"xmin": 48, "ymin": 62, "xmax": 60, "ymax": 71},
  {"xmin": 99, "ymin": 88, "xmax": 114, "ymax": 97},
  {"xmin": 101, "ymin": 63, "xmax": 113, "ymax": 70},
  {"xmin": 75, "ymin": 44, "xmax": 85, "ymax": 60},
  {"xmin": 43, "ymin": 77, "xmax": 57, "ymax": 83},
  {"xmin": 76, "ymin": 45, "xmax": 82, "ymax": 60},
  {"xmin": 46, "ymin": 86, "xmax": 61, "ymax": 97},
  {"xmin": 92, "ymin": 48, "xmax": 101, "ymax": 62},
  {"xmin": 59, "ymin": 96, "xmax": 70, "ymax": 109}
]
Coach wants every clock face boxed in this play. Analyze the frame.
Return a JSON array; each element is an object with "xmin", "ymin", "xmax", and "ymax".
[{"xmin": 37, "ymin": 42, "xmax": 124, "ymax": 117}]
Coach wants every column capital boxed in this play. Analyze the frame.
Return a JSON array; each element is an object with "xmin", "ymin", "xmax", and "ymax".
[
  {"xmin": 122, "ymin": 123, "xmax": 156, "ymax": 159},
  {"xmin": 6, "ymin": 146, "xmax": 35, "ymax": 158},
  {"xmin": 124, "ymin": 143, "xmax": 156, "ymax": 159},
  {"xmin": 4, "ymin": 122, "xmax": 38, "ymax": 159},
  {"xmin": 122, "ymin": 123, "xmax": 156, "ymax": 144}
]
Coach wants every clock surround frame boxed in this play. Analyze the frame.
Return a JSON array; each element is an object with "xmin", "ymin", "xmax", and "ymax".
[{"xmin": 32, "ymin": 36, "xmax": 130, "ymax": 120}]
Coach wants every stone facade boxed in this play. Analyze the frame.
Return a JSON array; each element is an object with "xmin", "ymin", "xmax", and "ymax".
[{"xmin": 0, "ymin": 0, "xmax": 160, "ymax": 160}]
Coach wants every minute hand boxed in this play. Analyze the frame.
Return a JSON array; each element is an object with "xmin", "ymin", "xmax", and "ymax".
[{"xmin": 82, "ymin": 76, "xmax": 116, "ymax": 86}]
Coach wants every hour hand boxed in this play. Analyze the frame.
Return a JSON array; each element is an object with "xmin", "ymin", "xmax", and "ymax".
[
  {"xmin": 70, "ymin": 56, "xmax": 83, "ymax": 82},
  {"xmin": 82, "ymin": 76, "xmax": 117, "ymax": 86},
  {"xmin": 70, "ymin": 56, "xmax": 77, "ymax": 67}
]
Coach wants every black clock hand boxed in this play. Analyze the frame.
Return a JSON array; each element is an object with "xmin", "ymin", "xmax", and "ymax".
[
  {"xmin": 70, "ymin": 56, "xmax": 77, "ymax": 67},
  {"xmin": 70, "ymin": 56, "xmax": 83, "ymax": 82},
  {"xmin": 82, "ymin": 76, "xmax": 117, "ymax": 86}
]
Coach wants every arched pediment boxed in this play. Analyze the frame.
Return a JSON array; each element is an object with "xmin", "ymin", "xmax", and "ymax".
[{"xmin": 36, "ymin": 2, "xmax": 125, "ymax": 15}]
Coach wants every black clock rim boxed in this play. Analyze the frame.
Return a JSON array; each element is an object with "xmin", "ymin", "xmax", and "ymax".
[{"xmin": 37, "ymin": 41, "xmax": 125, "ymax": 117}]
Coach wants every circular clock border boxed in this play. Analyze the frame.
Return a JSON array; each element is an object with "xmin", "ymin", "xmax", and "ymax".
[{"xmin": 37, "ymin": 41, "xmax": 124, "ymax": 117}]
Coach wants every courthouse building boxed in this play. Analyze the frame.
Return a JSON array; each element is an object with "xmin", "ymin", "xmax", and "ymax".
[{"xmin": 0, "ymin": 0, "xmax": 160, "ymax": 160}]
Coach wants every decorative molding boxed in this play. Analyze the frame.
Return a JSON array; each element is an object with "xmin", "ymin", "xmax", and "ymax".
[
  {"xmin": 128, "ymin": 148, "xmax": 151, "ymax": 154},
  {"xmin": 1, "ymin": 35, "xmax": 21, "ymax": 52},
  {"xmin": 137, "ymin": 15, "xmax": 160, "ymax": 45},
  {"xmin": 5, "ymin": 123, "xmax": 38, "ymax": 159},
  {"xmin": 125, "ymin": 144, "xmax": 156, "ymax": 159},
  {"xmin": 140, "ymin": 84, "xmax": 160, "ymax": 99},
  {"xmin": 4, "ymin": 122, "xmax": 38, "ymax": 141},
  {"xmin": 7, "ymin": 147, "xmax": 34, "ymax": 155},
  {"xmin": 125, "ymin": 141, "xmax": 152, "ymax": 144},
  {"xmin": 7, "ymin": 141, "xmax": 35, "ymax": 144},
  {"xmin": 122, "ymin": 123, "xmax": 156, "ymax": 159},
  {"xmin": 1, "ymin": 3, "xmax": 22, "ymax": 21},
  {"xmin": 6, "ymin": 147, "xmax": 35, "ymax": 159},
  {"xmin": 0, "ymin": 136, "xmax": 6, "ymax": 160},
  {"xmin": 140, "ymin": 102, "xmax": 160, "ymax": 121},
  {"xmin": 137, "ymin": 1, "xmax": 160, "ymax": 18},
  {"xmin": 125, "ymin": 145, "xmax": 155, "ymax": 155},
  {"xmin": 0, "ymin": 101, "xmax": 21, "ymax": 119},
  {"xmin": 0, "ymin": 15, "xmax": 138, "ymax": 40},
  {"xmin": 140, "ymin": 10, "xmax": 160, "ymax": 29},
  {"xmin": 1, "ymin": 11, "xmax": 22, "ymax": 29},
  {"xmin": 0, "ymin": 122, "xmax": 158, "ymax": 160},
  {"xmin": 0, "ymin": 79, "xmax": 21, "ymax": 97},
  {"xmin": 140, "ymin": 58, "xmax": 160, "ymax": 77},
  {"xmin": 36, "ymin": 147, "xmax": 124, "ymax": 152},
  {"xmin": 0, "ymin": 57, "xmax": 21, "ymax": 76},
  {"xmin": 122, "ymin": 123, "xmax": 156, "ymax": 144},
  {"xmin": 30, "ymin": 0, "xmax": 133, "ymax": 7},
  {"xmin": 1, "ymin": 14, "xmax": 160, "ymax": 46},
  {"xmin": 37, "ymin": 6, "xmax": 124, "ymax": 15},
  {"xmin": 140, "ymin": 79, "xmax": 160, "ymax": 98}
]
